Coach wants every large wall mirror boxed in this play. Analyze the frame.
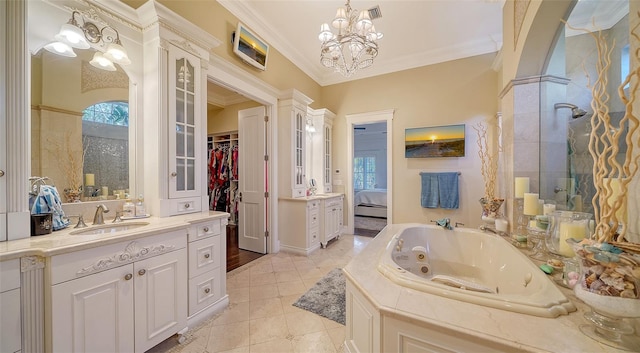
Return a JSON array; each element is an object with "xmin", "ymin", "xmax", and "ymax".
[
  {"xmin": 28, "ymin": 0, "xmax": 138, "ymax": 204},
  {"xmin": 540, "ymin": 0, "xmax": 629, "ymax": 214}
]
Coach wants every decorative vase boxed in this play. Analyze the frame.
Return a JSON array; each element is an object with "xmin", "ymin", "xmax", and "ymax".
[
  {"xmin": 64, "ymin": 187, "xmax": 82, "ymax": 203},
  {"xmin": 571, "ymin": 240, "xmax": 640, "ymax": 351},
  {"xmin": 479, "ymin": 197, "xmax": 504, "ymax": 225}
]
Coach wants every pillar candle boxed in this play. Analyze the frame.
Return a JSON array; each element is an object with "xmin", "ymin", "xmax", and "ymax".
[
  {"xmin": 523, "ymin": 192, "xmax": 539, "ymax": 215},
  {"xmin": 558, "ymin": 221, "xmax": 587, "ymax": 257},
  {"xmin": 537, "ymin": 199, "xmax": 544, "ymax": 215},
  {"xmin": 543, "ymin": 203, "xmax": 556, "ymax": 215},
  {"xmin": 495, "ymin": 218, "xmax": 508, "ymax": 232},
  {"xmin": 571, "ymin": 194, "xmax": 583, "ymax": 212},
  {"xmin": 85, "ymin": 173, "xmax": 95, "ymax": 186},
  {"xmin": 515, "ymin": 177, "xmax": 530, "ymax": 198},
  {"xmin": 102, "ymin": 186, "xmax": 109, "ymax": 196}
]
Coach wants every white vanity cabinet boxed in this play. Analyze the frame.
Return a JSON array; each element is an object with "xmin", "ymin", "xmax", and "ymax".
[
  {"xmin": 310, "ymin": 108, "xmax": 336, "ymax": 194},
  {"xmin": 321, "ymin": 194, "xmax": 343, "ymax": 248},
  {"xmin": 186, "ymin": 217, "xmax": 228, "ymax": 327},
  {"xmin": 278, "ymin": 198, "xmax": 321, "ymax": 255},
  {"xmin": 278, "ymin": 89, "xmax": 314, "ymax": 199},
  {"xmin": 47, "ymin": 230, "xmax": 188, "ymax": 353},
  {"xmin": 0, "ymin": 259, "xmax": 21, "ymax": 353}
]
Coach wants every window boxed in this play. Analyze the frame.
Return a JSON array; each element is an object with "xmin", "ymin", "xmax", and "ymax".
[
  {"xmin": 82, "ymin": 101, "xmax": 129, "ymax": 126},
  {"xmin": 622, "ymin": 44, "xmax": 630, "ymax": 89},
  {"xmin": 354, "ymin": 156, "xmax": 376, "ymax": 190}
]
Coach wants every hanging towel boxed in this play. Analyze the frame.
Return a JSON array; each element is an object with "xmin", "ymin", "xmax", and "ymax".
[
  {"xmin": 30, "ymin": 185, "xmax": 70, "ymax": 231},
  {"xmin": 438, "ymin": 172, "xmax": 459, "ymax": 209},
  {"xmin": 420, "ymin": 172, "xmax": 440, "ymax": 208}
]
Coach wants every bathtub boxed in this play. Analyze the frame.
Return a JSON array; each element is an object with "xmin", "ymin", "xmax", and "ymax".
[{"xmin": 376, "ymin": 224, "xmax": 576, "ymax": 317}]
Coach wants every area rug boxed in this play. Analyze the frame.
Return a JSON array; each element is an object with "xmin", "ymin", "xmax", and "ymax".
[
  {"xmin": 293, "ymin": 268, "xmax": 346, "ymax": 325},
  {"xmin": 354, "ymin": 216, "xmax": 387, "ymax": 231}
]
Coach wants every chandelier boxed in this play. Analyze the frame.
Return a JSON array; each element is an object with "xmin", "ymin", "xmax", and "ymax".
[{"xmin": 318, "ymin": 0, "xmax": 383, "ymax": 77}]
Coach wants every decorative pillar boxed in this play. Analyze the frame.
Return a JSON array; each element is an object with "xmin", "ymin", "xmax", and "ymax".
[
  {"xmin": 21, "ymin": 256, "xmax": 45, "ymax": 352},
  {"xmin": 5, "ymin": 0, "xmax": 31, "ymax": 240}
]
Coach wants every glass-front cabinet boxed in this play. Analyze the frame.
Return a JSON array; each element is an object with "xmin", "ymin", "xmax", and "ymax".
[
  {"xmin": 310, "ymin": 108, "xmax": 336, "ymax": 194},
  {"xmin": 277, "ymin": 90, "xmax": 313, "ymax": 198},
  {"xmin": 169, "ymin": 46, "xmax": 201, "ymax": 201},
  {"xmin": 169, "ymin": 51, "xmax": 200, "ymax": 198}
]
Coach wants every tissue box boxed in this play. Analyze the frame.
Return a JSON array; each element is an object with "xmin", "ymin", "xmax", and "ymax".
[{"xmin": 31, "ymin": 213, "xmax": 53, "ymax": 236}]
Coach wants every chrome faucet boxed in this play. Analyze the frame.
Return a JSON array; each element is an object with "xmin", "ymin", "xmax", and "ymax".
[{"xmin": 93, "ymin": 204, "xmax": 110, "ymax": 225}]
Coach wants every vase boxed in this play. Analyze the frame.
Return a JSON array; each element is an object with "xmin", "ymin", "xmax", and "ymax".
[
  {"xmin": 64, "ymin": 187, "xmax": 82, "ymax": 203},
  {"xmin": 572, "ymin": 241, "xmax": 640, "ymax": 351},
  {"xmin": 479, "ymin": 197, "xmax": 504, "ymax": 225},
  {"xmin": 546, "ymin": 211, "xmax": 592, "ymax": 258}
]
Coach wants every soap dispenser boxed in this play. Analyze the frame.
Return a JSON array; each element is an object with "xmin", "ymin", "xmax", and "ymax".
[
  {"xmin": 123, "ymin": 195, "xmax": 135, "ymax": 218},
  {"xmin": 135, "ymin": 194, "xmax": 146, "ymax": 217}
]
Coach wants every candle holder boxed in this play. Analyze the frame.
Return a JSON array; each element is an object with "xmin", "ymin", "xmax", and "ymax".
[{"xmin": 512, "ymin": 198, "xmax": 529, "ymax": 245}]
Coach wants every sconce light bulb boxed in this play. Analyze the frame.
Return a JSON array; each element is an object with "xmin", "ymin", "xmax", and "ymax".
[
  {"xmin": 55, "ymin": 23, "xmax": 90, "ymax": 49},
  {"xmin": 44, "ymin": 41, "xmax": 77, "ymax": 57},
  {"xmin": 89, "ymin": 52, "xmax": 117, "ymax": 71}
]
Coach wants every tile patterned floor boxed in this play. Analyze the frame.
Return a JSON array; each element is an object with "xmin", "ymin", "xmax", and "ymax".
[{"xmin": 148, "ymin": 234, "xmax": 373, "ymax": 353}]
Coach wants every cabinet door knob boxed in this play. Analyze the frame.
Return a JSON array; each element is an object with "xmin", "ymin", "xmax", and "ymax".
[
  {"xmin": 0, "ymin": 170, "xmax": 4, "ymax": 177},
  {"xmin": 204, "ymin": 253, "xmax": 210, "ymax": 259},
  {"xmin": 124, "ymin": 273, "xmax": 133, "ymax": 281},
  {"xmin": 184, "ymin": 203, "xmax": 190, "ymax": 209},
  {"xmin": 171, "ymin": 172, "xmax": 177, "ymax": 177},
  {"xmin": 203, "ymin": 227, "xmax": 209, "ymax": 232},
  {"xmin": 204, "ymin": 288, "xmax": 210, "ymax": 294},
  {"xmin": 138, "ymin": 269, "xmax": 146, "ymax": 276}
]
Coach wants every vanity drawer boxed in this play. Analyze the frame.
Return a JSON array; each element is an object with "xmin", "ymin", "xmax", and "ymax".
[
  {"xmin": 309, "ymin": 226, "xmax": 320, "ymax": 246},
  {"xmin": 175, "ymin": 199, "xmax": 200, "ymax": 214},
  {"xmin": 0, "ymin": 259, "xmax": 20, "ymax": 292},
  {"xmin": 50, "ymin": 229, "xmax": 187, "ymax": 285},
  {"xmin": 187, "ymin": 218, "xmax": 222, "ymax": 242},
  {"xmin": 188, "ymin": 235, "xmax": 221, "ymax": 278},
  {"xmin": 308, "ymin": 209, "xmax": 320, "ymax": 229},
  {"xmin": 188, "ymin": 270, "xmax": 222, "ymax": 316}
]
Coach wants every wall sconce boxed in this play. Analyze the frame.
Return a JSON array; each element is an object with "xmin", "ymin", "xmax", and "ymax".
[{"xmin": 44, "ymin": 10, "xmax": 131, "ymax": 70}]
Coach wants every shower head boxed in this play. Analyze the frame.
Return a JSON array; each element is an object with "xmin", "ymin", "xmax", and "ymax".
[{"xmin": 554, "ymin": 103, "xmax": 587, "ymax": 119}]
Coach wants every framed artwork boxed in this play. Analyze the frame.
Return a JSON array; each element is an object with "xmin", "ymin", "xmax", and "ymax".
[
  {"xmin": 405, "ymin": 124, "xmax": 465, "ymax": 158},
  {"xmin": 232, "ymin": 22, "xmax": 269, "ymax": 71}
]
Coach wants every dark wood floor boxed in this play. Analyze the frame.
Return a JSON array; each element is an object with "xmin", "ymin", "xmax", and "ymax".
[{"xmin": 226, "ymin": 225, "xmax": 264, "ymax": 272}]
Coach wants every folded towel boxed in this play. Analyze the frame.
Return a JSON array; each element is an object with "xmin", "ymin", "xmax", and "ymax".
[
  {"xmin": 420, "ymin": 172, "xmax": 439, "ymax": 208},
  {"xmin": 30, "ymin": 185, "xmax": 70, "ymax": 231},
  {"xmin": 438, "ymin": 172, "xmax": 459, "ymax": 209}
]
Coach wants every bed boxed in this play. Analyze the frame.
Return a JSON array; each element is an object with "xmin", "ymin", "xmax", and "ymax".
[{"xmin": 354, "ymin": 189, "xmax": 387, "ymax": 218}]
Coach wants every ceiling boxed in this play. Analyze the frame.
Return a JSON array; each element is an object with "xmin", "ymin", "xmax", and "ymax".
[{"xmin": 208, "ymin": 0, "xmax": 628, "ymax": 106}]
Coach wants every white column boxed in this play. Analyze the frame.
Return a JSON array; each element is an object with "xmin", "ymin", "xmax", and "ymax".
[
  {"xmin": 21, "ymin": 256, "xmax": 45, "ymax": 353},
  {"xmin": 5, "ymin": 0, "xmax": 31, "ymax": 240}
]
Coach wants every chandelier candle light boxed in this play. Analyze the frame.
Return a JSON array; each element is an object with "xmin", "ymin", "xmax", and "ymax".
[{"xmin": 319, "ymin": 0, "xmax": 383, "ymax": 77}]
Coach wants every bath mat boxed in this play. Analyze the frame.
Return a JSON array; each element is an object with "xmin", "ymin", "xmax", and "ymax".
[{"xmin": 293, "ymin": 268, "xmax": 345, "ymax": 325}]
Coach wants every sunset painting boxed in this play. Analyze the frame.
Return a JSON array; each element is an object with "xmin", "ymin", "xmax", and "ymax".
[{"xmin": 405, "ymin": 124, "xmax": 465, "ymax": 158}]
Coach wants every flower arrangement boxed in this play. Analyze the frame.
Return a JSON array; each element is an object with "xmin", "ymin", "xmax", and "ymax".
[
  {"xmin": 48, "ymin": 131, "xmax": 87, "ymax": 202},
  {"xmin": 473, "ymin": 120, "xmax": 504, "ymax": 219}
]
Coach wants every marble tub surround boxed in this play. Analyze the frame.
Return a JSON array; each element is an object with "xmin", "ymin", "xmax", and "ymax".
[
  {"xmin": 0, "ymin": 211, "xmax": 228, "ymax": 261},
  {"xmin": 344, "ymin": 223, "xmax": 638, "ymax": 353}
]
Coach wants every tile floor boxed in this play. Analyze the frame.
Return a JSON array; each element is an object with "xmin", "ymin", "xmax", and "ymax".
[{"xmin": 148, "ymin": 234, "xmax": 374, "ymax": 353}]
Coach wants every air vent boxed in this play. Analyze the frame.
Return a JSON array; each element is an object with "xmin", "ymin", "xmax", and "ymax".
[{"xmin": 368, "ymin": 5, "xmax": 382, "ymax": 20}]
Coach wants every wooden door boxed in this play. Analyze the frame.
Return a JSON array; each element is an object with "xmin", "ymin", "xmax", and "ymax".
[{"xmin": 238, "ymin": 106, "xmax": 267, "ymax": 254}]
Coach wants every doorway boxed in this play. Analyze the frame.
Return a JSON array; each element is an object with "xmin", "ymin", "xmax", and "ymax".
[
  {"xmin": 205, "ymin": 71, "xmax": 277, "ymax": 271},
  {"xmin": 346, "ymin": 110, "xmax": 394, "ymax": 235}
]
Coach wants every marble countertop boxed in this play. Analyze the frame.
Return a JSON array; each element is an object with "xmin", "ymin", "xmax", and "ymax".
[
  {"xmin": 278, "ymin": 193, "xmax": 343, "ymax": 201},
  {"xmin": 343, "ymin": 223, "xmax": 638, "ymax": 353},
  {"xmin": 0, "ymin": 211, "xmax": 229, "ymax": 261}
]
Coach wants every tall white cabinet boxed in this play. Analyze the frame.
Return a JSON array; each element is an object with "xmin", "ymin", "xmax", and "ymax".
[
  {"xmin": 140, "ymin": 1, "xmax": 221, "ymax": 217},
  {"xmin": 309, "ymin": 108, "xmax": 336, "ymax": 194},
  {"xmin": 278, "ymin": 89, "xmax": 313, "ymax": 199}
]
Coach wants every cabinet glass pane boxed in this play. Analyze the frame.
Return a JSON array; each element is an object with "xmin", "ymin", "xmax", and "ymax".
[
  {"xmin": 187, "ymin": 159, "xmax": 195, "ymax": 190},
  {"xmin": 186, "ymin": 61, "xmax": 195, "ymax": 93},
  {"xmin": 186, "ymin": 93, "xmax": 195, "ymax": 125},
  {"xmin": 176, "ymin": 125, "xmax": 185, "ymax": 157},
  {"xmin": 187, "ymin": 126, "xmax": 195, "ymax": 157},
  {"xmin": 176, "ymin": 58, "xmax": 185, "ymax": 89},
  {"xmin": 176, "ymin": 90, "xmax": 184, "ymax": 123},
  {"xmin": 177, "ymin": 158, "xmax": 185, "ymax": 191}
]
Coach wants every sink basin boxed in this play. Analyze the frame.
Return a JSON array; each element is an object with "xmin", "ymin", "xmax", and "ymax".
[{"xmin": 70, "ymin": 222, "xmax": 150, "ymax": 235}]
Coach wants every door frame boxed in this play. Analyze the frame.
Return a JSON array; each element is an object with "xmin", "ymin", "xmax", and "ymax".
[
  {"xmin": 346, "ymin": 110, "xmax": 394, "ymax": 235},
  {"xmin": 207, "ymin": 56, "xmax": 280, "ymax": 253}
]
